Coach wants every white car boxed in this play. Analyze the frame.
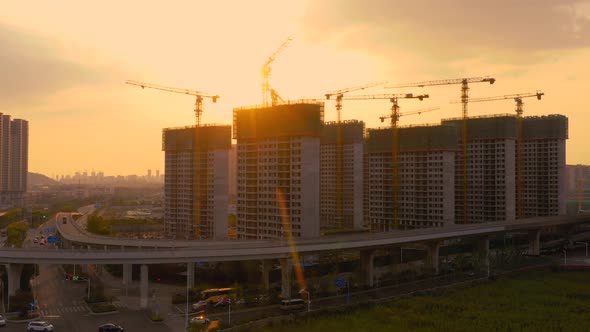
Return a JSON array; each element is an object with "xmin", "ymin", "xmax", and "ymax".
[
  {"xmin": 27, "ymin": 321, "xmax": 54, "ymax": 331},
  {"xmin": 0, "ymin": 314, "xmax": 5, "ymax": 326},
  {"xmin": 190, "ymin": 316, "xmax": 210, "ymax": 325}
]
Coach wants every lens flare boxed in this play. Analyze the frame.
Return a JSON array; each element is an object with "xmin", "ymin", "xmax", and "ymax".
[{"xmin": 276, "ymin": 188, "xmax": 307, "ymax": 292}]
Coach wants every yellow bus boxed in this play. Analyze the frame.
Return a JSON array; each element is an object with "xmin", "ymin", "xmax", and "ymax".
[{"xmin": 200, "ymin": 288, "xmax": 235, "ymax": 304}]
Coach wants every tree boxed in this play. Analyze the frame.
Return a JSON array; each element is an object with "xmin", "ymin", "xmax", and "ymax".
[
  {"xmin": 86, "ymin": 215, "xmax": 110, "ymax": 235},
  {"xmin": 6, "ymin": 222, "xmax": 29, "ymax": 248}
]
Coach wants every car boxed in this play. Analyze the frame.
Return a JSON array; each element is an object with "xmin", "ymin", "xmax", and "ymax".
[
  {"xmin": 190, "ymin": 316, "xmax": 210, "ymax": 325},
  {"xmin": 192, "ymin": 300, "xmax": 208, "ymax": 312},
  {"xmin": 0, "ymin": 314, "xmax": 5, "ymax": 326},
  {"xmin": 27, "ymin": 321, "xmax": 54, "ymax": 331},
  {"xmin": 98, "ymin": 323, "xmax": 124, "ymax": 332}
]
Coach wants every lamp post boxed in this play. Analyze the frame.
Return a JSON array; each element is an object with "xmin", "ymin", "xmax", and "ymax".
[{"xmin": 299, "ymin": 288, "xmax": 311, "ymax": 312}]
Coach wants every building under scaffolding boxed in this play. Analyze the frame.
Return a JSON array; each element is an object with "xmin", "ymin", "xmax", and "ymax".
[
  {"xmin": 364, "ymin": 124, "xmax": 459, "ymax": 231},
  {"xmin": 320, "ymin": 120, "xmax": 365, "ymax": 230},
  {"xmin": 521, "ymin": 115, "xmax": 568, "ymax": 217},
  {"xmin": 442, "ymin": 115, "xmax": 518, "ymax": 223},
  {"xmin": 162, "ymin": 124, "xmax": 231, "ymax": 240},
  {"xmin": 233, "ymin": 102, "xmax": 324, "ymax": 240}
]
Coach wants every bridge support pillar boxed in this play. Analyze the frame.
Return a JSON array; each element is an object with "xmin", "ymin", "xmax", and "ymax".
[
  {"xmin": 260, "ymin": 260, "xmax": 270, "ymax": 291},
  {"xmin": 280, "ymin": 257, "xmax": 292, "ymax": 299},
  {"xmin": 7, "ymin": 264, "xmax": 23, "ymax": 297},
  {"xmin": 426, "ymin": 242, "xmax": 440, "ymax": 275},
  {"xmin": 122, "ymin": 264, "xmax": 132, "ymax": 285},
  {"xmin": 360, "ymin": 249, "xmax": 375, "ymax": 288},
  {"xmin": 187, "ymin": 263, "xmax": 195, "ymax": 289},
  {"xmin": 528, "ymin": 229, "xmax": 541, "ymax": 256},
  {"xmin": 140, "ymin": 264, "xmax": 149, "ymax": 309},
  {"xmin": 478, "ymin": 236, "xmax": 490, "ymax": 270}
]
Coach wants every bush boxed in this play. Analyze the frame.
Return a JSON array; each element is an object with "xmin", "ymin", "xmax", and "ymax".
[
  {"xmin": 149, "ymin": 312, "xmax": 163, "ymax": 322},
  {"xmin": 89, "ymin": 303, "xmax": 117, "ymax": 313}
]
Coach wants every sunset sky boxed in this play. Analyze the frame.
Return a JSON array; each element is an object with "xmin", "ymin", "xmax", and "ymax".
[{"xmin": 2, "ymin": 1, "xmax": 590, "ymax": 177}]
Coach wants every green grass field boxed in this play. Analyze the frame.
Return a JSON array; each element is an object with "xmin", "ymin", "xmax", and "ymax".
[{"xmin": 261, "ymin": 271, "xmax": 590, "ymax": 332}]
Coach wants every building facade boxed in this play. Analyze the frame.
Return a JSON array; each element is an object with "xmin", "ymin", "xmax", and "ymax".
[
  {"xmin": 521, "ymin": 115, "xmax": 568, "ymax": 217},
  {"xmin": 364, "ymin": 124, "xmax": 458, "ymax": 231},
  {"xmin": 0, "ymin": 114, "xmax": 28, "ymax": 206},
  {"xmin": 442, "ymin": 115, "xmax": 517, "ymax": 224},
  {"xmin": 234, "ymin": 102, "xmax": 323, "ymax": 240},
  {"xmin": 320, "ymin": 120, "xmax": 364, "ymax": 230},
  {"xmin": 162, "ymin": 125, "xmax": 231, "ymax": 240}
]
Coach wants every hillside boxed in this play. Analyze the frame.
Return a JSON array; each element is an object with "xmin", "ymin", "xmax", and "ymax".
[{"xmin": 28, "ymin": 172, "xmax": 57, "ymax": 187}]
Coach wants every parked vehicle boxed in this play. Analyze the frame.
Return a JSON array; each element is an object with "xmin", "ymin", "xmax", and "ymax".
[
  {"xmin": 27, "ymin": 321, "xmax": 54, "ymax": 331},
  {"xmin": 98, "ymin": 323, "xmax": 124, "ymax": 332},
  {"xmin": 0, "ymin": 314, "xmax": 5, "ymax": 326}
]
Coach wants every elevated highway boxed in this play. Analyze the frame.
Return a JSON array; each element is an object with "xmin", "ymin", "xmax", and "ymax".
[
  {"xmin": 2, "ymin": 211, "xmax": 588, "ymax": 308},
  {"xmin": 1, "ymin": 213, "xmax": 587, "ymax": 265}
]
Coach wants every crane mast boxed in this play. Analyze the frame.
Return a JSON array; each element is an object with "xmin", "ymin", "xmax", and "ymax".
[
  {"xmin": 324, "ymin": 81, "xmax": 387, "ymax": 229},
  {"xmin": 126, "ymin": 79, "xmax": 219, "ymax": 239},
  {"xmin": 577, "ymin": 179, "xmax": 590, "ymax": 213},
  {"xmin": 458, "ymin": 91, "xmax": 544, "ymax": 219},
  {"xmin": 261, "ymin": 37, "xmax": 293, "ymax": 107},
  {"xmin": 387, "ymin": 76, "xmax": 496, "ymax": 225},
  {"xmin": 342, "ymin": 93, "xmax": 430, "ymax": 231}
]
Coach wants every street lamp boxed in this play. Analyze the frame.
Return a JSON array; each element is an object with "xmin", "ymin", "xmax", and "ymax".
[{"xmin": 299, "ymin": 288, "xmax": 311, "ymax": 312}]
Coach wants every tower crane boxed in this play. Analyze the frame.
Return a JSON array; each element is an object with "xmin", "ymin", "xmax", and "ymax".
[
  {"xmin": 342, "ymin": 93, "xmax": 430, "ymax": 231},
  {"xmin": 577, "ymin": 179, "xmax": 590, "ymax": 214},
  {"xmin": 126, "ymin": 79, "xmax": 219, "ymax": 239},
  {"xmin": 323, "ymin": 81, "xmax": 387, "ymax": 229},
  {"xmin": 125, "ymin": 80, "xmax": 219, "ymax": 127},
  {"xmin": 453, "ymin": 91, "xmax": 544, "ymax": 219},
  {"xmin": 261, "ymin": 37, "xmax": 293, "ymax": 107},
  {"xmin": 387, "ymin": 76, "xmax": 496, "ymax": 225}
]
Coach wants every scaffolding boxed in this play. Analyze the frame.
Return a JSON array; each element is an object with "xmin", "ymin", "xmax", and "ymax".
[
  {"xmin": 163, "ymin": 125, "xmax": 232, "ymax": 151},
  {"xmin": 233, "ymin": 103, "xmax": 324, "ymax": 139},
  {"xmin": 365, "ymin": 124, "xmax": 460, "ymax": 153},
  {"xmin": 522, "ymin": 115, "xmax": 568, "ymax": 140}
]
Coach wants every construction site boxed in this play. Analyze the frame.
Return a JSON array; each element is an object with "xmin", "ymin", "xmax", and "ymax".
[{"xmin": 126, "ymin": 38, "xmax": 570, "ymax": 240}]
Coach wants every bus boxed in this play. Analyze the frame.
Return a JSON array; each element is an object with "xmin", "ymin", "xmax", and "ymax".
[{"xmin": 200, "ymin": 288, "xmax": 235, "ymax": 304}]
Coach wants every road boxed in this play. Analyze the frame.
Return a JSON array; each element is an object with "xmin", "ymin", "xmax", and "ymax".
[{"xmin": 0, "ymin": 215, "xmax": 175, "ymax": 332}]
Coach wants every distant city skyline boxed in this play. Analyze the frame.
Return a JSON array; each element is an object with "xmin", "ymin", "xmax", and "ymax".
[{"xmin": 2, "ymin": 1, "xmax": 590, "ymax": 175}]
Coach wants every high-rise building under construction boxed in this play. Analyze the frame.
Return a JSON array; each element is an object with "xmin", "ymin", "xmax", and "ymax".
[
  {"xmin": 233, "ymin": 102, "xmax": 323, "ymax": 240},
  {"xmin": 162, "ymin": 125, "xmax": 231, "ymax": 240},
  {"xmin": 442, "ymin": 115, "xmax": 518, "ymax": 223},
  {"xmin": 364, "ymin": 124, "xmax": 458, "ymax": 231},
  {"xmin": 320, "ymin": 120, "xmax": 364, "ymax": 230},
  {"xmin": 521, "ymin": 115, "xmax": 567, "ymax": 217}
]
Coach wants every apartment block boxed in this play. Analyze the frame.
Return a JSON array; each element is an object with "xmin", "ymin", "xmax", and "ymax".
[
  {"xmin": 0, "ymin": 114, "xmax": 28, "ymax": 206},
  {"xmin": 234, "ymin": 102, "xmax": 323, "ymax": 240},
  {"xmin": 320, "ymin": 120, "xmax": 364, "ymax": 230},
  {"xmin": 364, "ymin": 124, "xmax": 458, "ymax": 231},
  {"xmin": 162, "ymin": 125, "xmax": 231, "ymax": 240},
  {"xmin": 442, "ymin": 115, "xmax": 517, "ymax": 223},
  {"xmin": 521, "ymin": 115, "xmax": 568, "ymax": 217}
]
